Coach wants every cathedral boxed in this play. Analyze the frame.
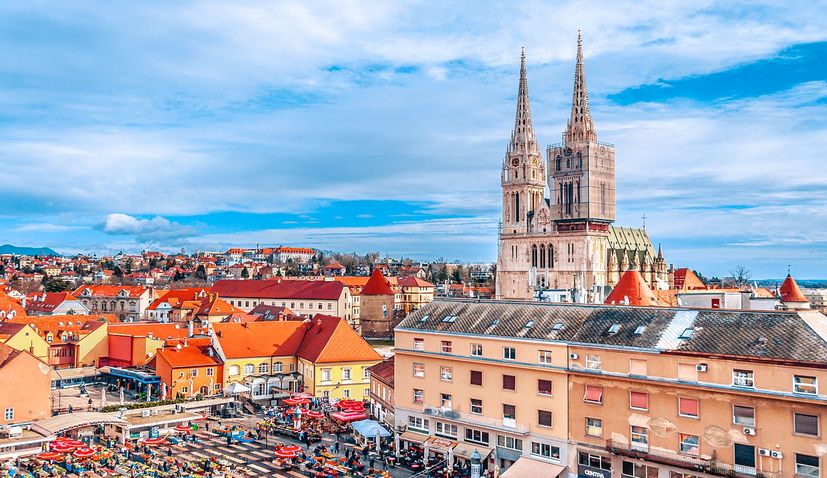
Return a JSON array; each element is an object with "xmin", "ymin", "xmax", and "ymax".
[{"xmin": 496, "ymin": 33, "xmax": 669, "ymax": 302}]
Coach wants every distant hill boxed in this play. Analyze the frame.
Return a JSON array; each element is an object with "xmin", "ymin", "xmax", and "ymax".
[{"xmin": 0, "ymin": 244, "xmax": 61, "ymax": 257}]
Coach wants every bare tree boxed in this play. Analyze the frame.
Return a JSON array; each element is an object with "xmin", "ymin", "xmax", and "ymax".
[{"xmin": 729, "ymin": 265, "xmax": 752, "ymax": 287}]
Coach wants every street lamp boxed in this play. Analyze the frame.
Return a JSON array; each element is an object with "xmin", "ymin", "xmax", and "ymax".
[{"xmin": 470, "ymin": 449, "xmax": 481, "ymax": 478}]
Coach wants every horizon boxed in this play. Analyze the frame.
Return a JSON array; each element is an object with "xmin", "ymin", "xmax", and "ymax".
[{"xmin": 2, "ymin": 2, "xmax": 827, "ymax": 278}]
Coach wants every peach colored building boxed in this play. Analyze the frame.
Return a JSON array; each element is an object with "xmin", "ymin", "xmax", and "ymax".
[
  {"xmin": 0, "ymin": 342, "xmax": 51, "ymax": 425},
  {"xmin": 396, "ymin": 300, "xmax": 827, "ymax": 478}
]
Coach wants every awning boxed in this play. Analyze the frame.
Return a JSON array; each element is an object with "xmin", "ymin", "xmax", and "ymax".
[
  {"xmin": 224, "ymin": 382, "xmax": 251, "ymax": 394},
  {"xmin": 452, "ymin": 442, "xmax": 493, "ymax": 461},
  {"xmin": 351, "ymin": 419, "xmax": 391, "ymax": 438},
  {"xmin": 425, "ymin": 436, "xmax": 457, "ymax": 454},
  {"xmin": 501, "ymin": 456, "xmax": 566, "ymax": 478},
  {"xmin": 330, "ymin": 411, "xmax": 368, "ymax": 423},
  {"xmin": 399, "ymin": 430, "xmax": 429, "ymax": 445}
]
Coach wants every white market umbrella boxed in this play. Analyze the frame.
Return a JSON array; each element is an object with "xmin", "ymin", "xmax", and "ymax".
[
  {"xmin": 119, "ymin": 387, "xmax": 124, "ymax": 405},
  {"xmin": 161, "ymin": 383, "xmax": 167, "ymax": 400},
  {"xmin": 447, "ymin": 446, "xmax": 454, "ymax": 470},
  {"xmin": 100, "ymin": 389, "xmax": 106, "ymax": 407},
  {"xmin": 146, "ymin": 384, "xmax": 151, "ymax": 402},
  {"xmin": 375, "ymin": 430, "xmax": 381, "ymax": 452},
  {"xmin": 224, "ymin": 382, "xmax": 251, "ymax": 395}
]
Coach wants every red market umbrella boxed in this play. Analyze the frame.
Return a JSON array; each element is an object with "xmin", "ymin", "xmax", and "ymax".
[
  {"xmin": 73, "ymin": 448, "xmax": 96, "ymax": 459},
  {"xmin": 336, "ymin": 399, "xmax": 360, "ymax": 409},
  {"xmin": 50, "ymin": 443, "xmax": 76, "ymax": 453},
  {"xmin": 306, "ymin": 410, "xmax": 324, "ymax": 419},
  {"xmin": 140, "ymin": 437, "xmax": 167, "ymax": 446},
  {"xmin": 274, "ymin": 448, "xmax": 297, "ymax": 459},
  {"xmin": 174, "ymin": 425, "xmax": 192, "ymax": 432},
  {"xmin": 341, "ymin": 403, "xmax": 365, "ymax": 412},
  {"xmin": 330, "ymin": 411, "xmax": 368, "ymax": 423},
  {"xmin": 292, "ymin": 392, "xmax": 313, "ymax": 399},
  {"xmin": 280, "ymin": 445, "xmax": 302, "ymax": 453},
  {"xmin": 35, "ymin": 452, "xmax": 63, "ymax": 461},
  {"xmin": 283, "ymin": 398, "xmax": 309, "ymax": 406}
]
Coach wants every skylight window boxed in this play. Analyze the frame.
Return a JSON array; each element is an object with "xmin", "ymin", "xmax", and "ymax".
[
  {"xmin": 634, "ymin": 325, "xmax": 646, "ymax": 335},
  {"xmin": 442, "ymin": 315, "xmax": 457, "ymax": 323},
  {"xmin": 679, "ymin": 328, "xmax": 695, "ymax": 339},
  {"xmin": 608, "ymin": 323, "xmax": 621, "ymax": 334},
  {"xmin": 419, "ymin": 314, "xmax": 430, "ymax": 323},
  {"xmin": 552, "ymin": 322, "xmax": 564, "ymax": 331},
  {"xmin": 490, "ymin": 318, "xmax": 500, "ymax": 327},
  {"xmin": 524, "ymin": 320, "xmax": 535, "ymax": 329}
]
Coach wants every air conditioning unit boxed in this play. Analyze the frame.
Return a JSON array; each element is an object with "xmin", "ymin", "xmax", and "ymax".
[
  {"xmin": 758, "ymin": 448, "xmax": 771, "ymax": 457},
  {"xmin": 770, "ymin": 451, "xmax": 783, "ymax": 459},
  {"xmin": 141, "ymin": 410, "xmax": 151, "ymax": 418},
  {"xmin": 696, "ymin": 364, "xmax": 708, "ymax": 372},
  {"xmin": 743, "ymin": 427, "xmax": 756, "ymax": 436},
  {"xmin": 569, "ymin": 353, "xmax": 579, "ymax": 360}
]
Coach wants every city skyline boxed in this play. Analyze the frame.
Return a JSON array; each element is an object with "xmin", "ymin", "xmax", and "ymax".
[{"xmin": 2, "ymin": 2, "xmax": 827, "ymax": 277}]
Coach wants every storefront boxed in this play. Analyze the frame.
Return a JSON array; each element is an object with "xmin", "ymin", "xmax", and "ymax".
[
  {"xmin": 501, "ymin": 456, "xmax": 566, "ymax": 478},
  {"xmin": 577, "ymin": 450, "xmax": 613, "ymax": 478}
]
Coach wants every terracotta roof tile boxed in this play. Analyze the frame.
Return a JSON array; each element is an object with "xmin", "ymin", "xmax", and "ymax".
[{"xmin": 361, "ymin": 269, "xmax": 394, "ymax": 296}]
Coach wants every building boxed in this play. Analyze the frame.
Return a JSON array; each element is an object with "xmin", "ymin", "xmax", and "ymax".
[
  {"xmin": 0, "ymin": 342, "xmax": 51, "ymax": 426},
  {"xmin": 0, "ymin": 321, "xmax": 50, "ymax": 363},
  {"xmin": 0, "ymin": 291, "xmax": 26, "ymax": 320},
  {"xmin": 272, "ymin": 247, "xmax": 315, "ymax": 264},
  {"xmin": 368, "ymin": 356, "xmax": 395, "ymax": 429},
  {"xmin": 802, "ymin": 288, "xmax": 827, "ymax": 313},
  {"xmin": 73, "ymin": 285, "xmax": 157, "ymax": 321},
  {"xmin": 395, "ymin": 299, "xmax": 827, "ymax": 478},
  {"xmin": 397, "ymin": 277, "xmax": 436, "ymax": 313},
  {"xmin": 779, "ymin": 274, "xmax": 810, "ymax": 310},
  {"xmin": 104, "ymin": 322, "xmax": 194, "ymax": 368},
  {"xmin": 7, "ymin": 314, "xmax": 110, "ymax": 369},
  {"xmin": 144, "ymin": 288, "xmax": 210, "ymax": 322},
  {"xmin": 496, "ymin": 36, "xmax": 668, "ymax": 302},
  {"xmin": 297, "ymin": 315, "xmax": 382, "ymax": 401},
  {"xmin": 24, "ymin": 291, "xmax": 89, "ymax": 316},
  {"xmin": 359, "ymin": 269, "xmax": 397, "ymax": 338},
  {"xmin": 151, "ymin": 339, "xmax": 223, "ymax": 398},
  {"xmin": 211, "ymin": 279, "xmax": 353, "ymax": 323}
]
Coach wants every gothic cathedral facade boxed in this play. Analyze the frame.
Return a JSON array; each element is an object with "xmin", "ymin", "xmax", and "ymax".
[{"xmin": 496, "ymin": 34, "xmax": 669, "ymax": 301}]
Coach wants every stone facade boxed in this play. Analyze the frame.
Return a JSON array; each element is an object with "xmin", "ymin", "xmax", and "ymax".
[{"xmin": 496, "ymin": 35, "xmax": 668, "ymax": 302}]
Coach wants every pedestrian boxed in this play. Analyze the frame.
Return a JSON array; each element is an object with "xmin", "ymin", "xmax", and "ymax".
[
  {"xmin": 206, "ymin": 422, "xmax": 210, "ymax": 431},
  {"xmin": 369, "ymin": 457, "xmax": 375, "ymax": 470},
  {"xmin": 334, "ymin": 441, "xmax": 340, "ymax": 454},
  {"xmin": 382, "ymin": 456, "xmax": 388, "ymax": 470}
]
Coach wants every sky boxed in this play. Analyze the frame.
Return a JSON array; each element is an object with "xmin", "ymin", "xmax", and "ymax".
[{"xmin": 2, "ymin": 1, "xmax": 827, "ymax": 278}]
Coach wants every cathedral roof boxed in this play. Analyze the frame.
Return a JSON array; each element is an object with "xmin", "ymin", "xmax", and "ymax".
[
  {"xmin": 605, "ymin": 269, "xmax": 661, "ymax": 306},
  {"xmin": 507, "ymin": 47, "xmax": 540, "ymax": 157},
  {"xmin": 780, "ymin": 274, "xmax": 808, "ymax": 303},
  {"xmin": 566, "ymin": 31, "xmax": 597, "ymax": 143},
  {"xmin": 607, "ymin": 226, "xmax": 656, "ymax": 257}
]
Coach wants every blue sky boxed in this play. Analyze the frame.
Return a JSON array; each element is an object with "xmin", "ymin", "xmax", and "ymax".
[{"xmin": 2, "ymin": 1, "xmax": 827, "ymax": 278}]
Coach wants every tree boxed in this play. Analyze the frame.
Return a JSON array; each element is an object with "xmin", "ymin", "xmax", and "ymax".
[
  {"xmin": 42, "ymin": 277, "xmax": 73, "ymax": 293},
  {"xmin": 195, "ymin": 264, "xmax": 207, "ymax": 281},
  {"xmin": 241, "ymin": 267, "xmax": 250, "ymax": 279},
  {"xmin": 113, "ymin": 266, "xmax": 124, "ymax": 278},
  {"xmin": 729, "ymin": 265, "xmax": 752, "ymax": 287},
  {"xmin": 452, "ymin": 265, "xmax": 465, "ymax": 284}
]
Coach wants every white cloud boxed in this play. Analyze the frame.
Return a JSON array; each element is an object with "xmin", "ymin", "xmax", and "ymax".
[{"xmin": 100, "ymin": 213, "xmax": 196, "ymax": 241}]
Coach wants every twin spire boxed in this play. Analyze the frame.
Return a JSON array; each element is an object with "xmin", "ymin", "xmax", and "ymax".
[
  {"xmin": 508, "ymin": 47, "xmax": 540, "ymax": 156},
  {"xmin": 510, "ymin": 31, "xmax": 596, "ymax": 154}
]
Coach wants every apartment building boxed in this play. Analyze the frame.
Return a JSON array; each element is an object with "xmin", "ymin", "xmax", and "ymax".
[{"xmin": 395, "ymin": 299, "xmax": 827, "ymax": 478}]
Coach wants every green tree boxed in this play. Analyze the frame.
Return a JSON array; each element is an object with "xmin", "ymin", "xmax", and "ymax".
[
  {"xmin": 241, "ymin": 267, "xmax": 250, "ymax": 279},
  {"xmin": 113, "ymin": 266, "xmax": 124, "ymax": 278},
  {"xmin": 195, "ymin": 264, "xmax": 207, "ymax": 281},
  {"xmin": 42, "ymin": 277, "xmax": 72, "ymax": 293}
]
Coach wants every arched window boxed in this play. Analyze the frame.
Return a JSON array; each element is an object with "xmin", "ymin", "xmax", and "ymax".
[
  {"xmin": 548, "ymin": 244, "xmax": 554, "ymax": 268},
  {"xmin": 259, "ymin": 363, "xmax": 269, "ymax": 374},
  {"xmin": 539, "ymin": 244, "xmax": 546, "ymax": 269},
  {"xmin": 274, "ymin": 362, "xmax": 284, "ymax": 373},
  {"xmin": 555, "ymin": 156, "xmax": 561, "ymax": 171},
  {"xmin": 244, "ymin": 364, "xmax": 254, "ymax": 375},
  {"xmin": 531, "ymin": 245, "xmax": 538, "ymax": 267}
]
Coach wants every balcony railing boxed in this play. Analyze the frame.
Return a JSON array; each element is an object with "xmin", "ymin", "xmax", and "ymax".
[
  {"xmin": 422, "ymin": 405, "xmax": 529, "ymax": 434},
  {"xmin": 606, "ymin": 439, "xmax": 781, "ymax": 478}
]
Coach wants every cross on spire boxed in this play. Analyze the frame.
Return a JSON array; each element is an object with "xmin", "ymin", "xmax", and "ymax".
[
  {"xmin": 566, "ymin": 30, "xmax": 597, "ymax": 143},
  {"xmin": 508, "ymin": 46, "xmax": 540, "ymax": 156}
]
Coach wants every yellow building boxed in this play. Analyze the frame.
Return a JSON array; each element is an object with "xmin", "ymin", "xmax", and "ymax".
[{"xmin": 0, "ymin": 322, "xmax": 50, "ymax": 362}]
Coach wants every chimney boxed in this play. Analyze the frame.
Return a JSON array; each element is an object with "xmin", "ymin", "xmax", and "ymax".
[{"xmin": 187, "ymin": 321, "xmax": 194, "ymax": 338}]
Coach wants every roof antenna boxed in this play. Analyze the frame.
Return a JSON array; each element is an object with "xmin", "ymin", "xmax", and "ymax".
[{"xmin": 787, "ymin": 264, "xmax": 791, "ymax": 276}]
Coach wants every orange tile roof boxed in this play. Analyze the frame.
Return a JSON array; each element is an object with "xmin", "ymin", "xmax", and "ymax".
[
  {"xmin": 397, "ymin": 277, "xmax": 435, "ymax": 288},
  {"xmin": 673, "ymin": 268, "xmax": 707, "ymax": 290},
  {"xmin": 73, "ymin": 284, "xmax": 148, "ymax": 298},
  {"xmin": 780, "ymin": 275, "xmax": 808, "ymax": 303},
  {"xmin": 156, "ymin": 344, "xmax": 221, "ymax": 368},
  {"xmin": 213, "ymin": 321, "xmax": 307, "ymax": 358},
  {"xmin": 298, "ymin": 315, "xmax": 382, "ymax": 363},
  {"xmin": 8, "ymin": 314, "xmax": 111, "ymax": 344},
  {"xmin": 605, "ymin": 270, "xmax": 661, "ymax": 307},
  {"xmin": 108, "ymin": 322, "xmax": 193, "ymax": 340}
]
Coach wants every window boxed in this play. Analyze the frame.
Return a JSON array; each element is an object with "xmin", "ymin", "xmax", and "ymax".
[
  {"xmin": 408, "ymin": 416, "xmax": 429, "ymax": 432},
  {"xmin": 465, "ymin": 428, "xmax": 490, "ymax": 445},
  {"xmin": 440, "ymin": 393, "xmax": 452, "ymax": 408},
  {"xmin": 321, "ymin": 368, "xmax": 332, "ymax": 382},
  {"xmin": 678, "ymin": 327, "xmax": 695, "ymax": 339},
  {"xmin": 622, "ymin": 461, "xmax": 659, "ymax": 478},
  {"xmin": 796, "ymin": 454, "xmax": 820, "ymax": 478},
  {"xmin": 413, "ymin": 389, "xmax": 423, "ymax": 404},
  {"xmin": 342, "ymin": 389, "xmax": 350, "ymax": 398},
  {"xmin": 413, "ymin": 338, "xmax": 424, "ymax": 351},
  {"xmin": 678, "ymin": 397, "xmax": 699, "ymax": 418},
  {"xmin": 631, "ymin": 426, "xmax": 648, "ymax": 451},
  {"xmin": 342, "ymin": 368, "xmax": 352, "ymax": 381},
  {"xmin": 538, "ymin": 379, "xmax": 552, "ymax": 396},
  {"xmin": 538, "ymin": 350, "xmax": 552, "ymax": 364},
  {"xmin": 258, "ymin": 363, "xmax": 269, "ymax": 374},
  {"xmin": 585, "ymin": 354, "xmax": 602, "ymax": 371},
  {"xmin": 584, "ymin": 385, "xmax": 603, "ymax": 404},
  {"xmin": 502, "ymin": 374, "xmax": 516, "ymax": 391},
  {"xmin": 733, "ymin": 405, "xmax": 755, "ymax": 426},
  {"xmin": 503, "ymin": 404, "xmax": 516, "ymax": 422},
  {"xmin": 586, "ymin": 417, "xmax": 603, "ymax": 437},
  {"xmin": 470, "ymin": 399, "xmax": 483, "ymax": 414},
  {"xmin": 538, "ymin": 410, "xmax": 553, "ymax": 427},
  {"xmin": 732, "ymin": 369, "xmax": 754, "ymax": 388},
  {"xmin": 363, "ymin": 367, "xmax": 370, "ymax": 380},
  {"xmin": 794, "ymin": 375, "xmax": 818, "ymax": 395},
  {"xmin": 274, "ymin": 362, "xmax": 284, "ymax": 373},
  {"xmin": 503, "ymin": 347, "xmax": 516, "ymax": 360},
  {"xmin": 531, "ymin": 442, "xmax": 560, "ymax": 460},
  {"xmin": 206, "ymin": 368, "xmax": 214, "ymax": 376},
  {"xmin": 733, "ymin": 444, "xmax": 755, "ymax": 471},
  {"xmin": 470, "ymin": 370, "xmax": 482, "ymax": 386},
  {"xmin": 679, "ymin": 434, "xmax": 699, "ymax": 455},
  {"xmin": 327, "ymin": 303, "xmax": 332, "ymax": 310},
  {"xmin": 579, "ymin": 452, "xmax": 611, "ymax": 471},
  {"xmin": 435, "ymin": 422, "xmax": 458, "ymax": 438},
  {"xmin": 228, "ymin": 365, "xmax": 240, "ymax": 376},
  {"xmin": 244, "ymin": 364, "xmax": 254, "ymax": 375},
  {"xmin": 3, "ymin": 408, "xmax": 13, "ymax": 421},
  {"xmin": 413, "ymin": 363, "xmax": 425, "ymax": 378},
  {"xmin": 181, "ymin": 387, "xmax": 188, "ymax": 393},
  {"xmin": 440, "ymin": 367, "xmax": 453, "ymax": 382},
  {"xmin": 471, "ymin": 343, "xmax": 483, "ymax": 356},
  {"xmin": 629, "ymin": 359, "xmax": 647, "ymax": 376},
  {"xmin": 441, "ymin": 341, "xmax": 452, "ymax": 353},
  {"xmin": 630, "ymin": 391, "xmax": 649, "ymax": 411},
  {"xmin": 497, "ymin": 435, "xmax": 523, "ymax": 451},
  {"xmin": 190, "ymin": 369, "xmax": 198, "ymax": 377},
  {"xmin": 794, "ymin": 413, "xmax": 819, "ymax": 436}
]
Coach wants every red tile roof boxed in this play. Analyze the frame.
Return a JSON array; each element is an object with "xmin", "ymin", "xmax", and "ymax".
[
  {"xmin": 8, "ymin": 314, "xmax": 111, "ymax": 344},
  {"xmin": 368, "ymin": 356, "xmax": 394, "ymax": 387},
  {"xmin": 108, "ymin": 322, "xmax": 193, "ymax": 340},
  {"xmin": 397, "ymin": 277, "xmax": 434, "ymax": 288},
  {"xmin": 672, "ymin": 268, "xmax": 707, "ymax": 290},
  {"xmin": 297, "ymin": 315, "xmax": 382, "ymax": 363},
  {"xmin": 605, "ymin": 270, "xmax": 661, "ymax": 307},
  {"xmin": 73, "ymin": 285, "xmax": 148, "ymax": 298},
  {"xmin": 213, "ymin": 321, "xmax": 307, "ymax": 358},
  {"xmin": 156, "ymin": 344, "xmax": 221, "ymax": 368},
  {"xmin": 780, "ymin": 275, "xmax": 808, "ymax": 303},
  {"xmin": 361, "ymin": 269, "xmax": 394, "ymax": 296},
  {"xmin": 25, "ymin": 292, "xmax": 79, "ymax": 313},
  {"xmin": 211, "ymin": 279, "xmax": 344, "ymax": 300}
]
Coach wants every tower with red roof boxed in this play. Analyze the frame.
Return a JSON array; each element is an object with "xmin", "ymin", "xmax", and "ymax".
[{"xmin": 359, "ymin": 268, "xmax": 397, "ymax": 338}]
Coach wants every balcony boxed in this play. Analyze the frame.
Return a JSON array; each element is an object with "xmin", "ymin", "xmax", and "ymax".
[
  {"xmin": 606, "ymin": 439, "xmax": 780, "ymax": 478},
  {"xmin": 422, "ymin": 405, "xmax": 530, "ymax": 434}
]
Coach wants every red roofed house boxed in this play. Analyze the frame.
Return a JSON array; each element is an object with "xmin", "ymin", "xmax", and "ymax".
[
  {"xmin": 212, "ymin": 279, "xmax": 353, "ymax": 324},
  {"xmin": 397, "ymin": 276, "xmax": 435, "ymax": 313},
  {"xmin": 7, "ymin": 314, "xmax": 111, "ymax": 369},
  {"xmin": 359, "ymin": 269, "xmax": 397, "ymax": 338},
  {"xmin": 779, "ymin": 274, "xmax": 810, "ymax": 310},
  {"xmin": 104, "ymin": 322, "xmax": 196, "ymax": 368},
  {"xmin": 24, "ymin": 292, "xmax": 89, "ymax": 316},
  {"xmin": 151, "ymin": 340, "xmax": 223, "ymax": 398},
  {"xmin": 272, "ymin": 247, "xmax": 314, "ymax": 264},
  {"xmin": 605, "ymin": 269, "xmax": 662, "ymax": 307},
  {"xmin": 74, "ymin": 285, "xmax": 158, "ymax": 321},
  {"xmin": 0, "ymin": 291, "xmax": 26, "ymax": 320},
  {"xmin": 368, "ymin": 356, "xmax": 394, "ymax": 428},
  {"xmin": 323, "ymin": 261, "xmax": 347, "ymax": 277},
  {"xmin": 0, "ymin": 342, "xmax": 51, "ymax": 427},
  {"xmin": 672, "ymin": 268, "xmax": 707, "ymax": 290}
]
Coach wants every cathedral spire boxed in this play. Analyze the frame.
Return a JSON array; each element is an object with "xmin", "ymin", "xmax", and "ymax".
[
  {"xmin": 566, "ymin": 30, "xmax": 597, "ymax": 143},
  {"xmin": 509, "ymin": 47, "xmax": 540, "ymax": 156}
]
